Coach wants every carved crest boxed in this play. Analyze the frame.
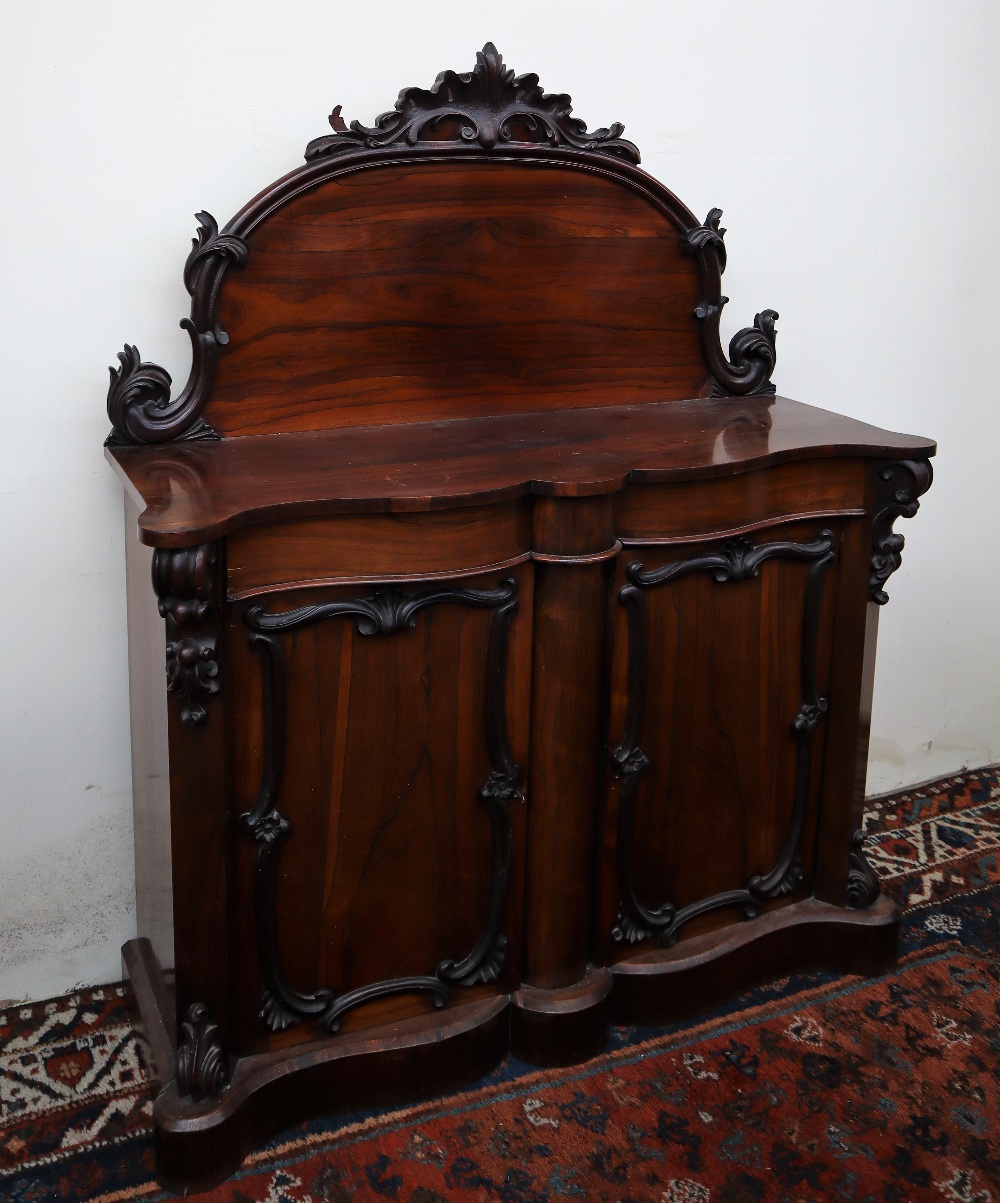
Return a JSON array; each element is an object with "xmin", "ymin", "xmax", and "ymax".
[{"xmin": 305, "ymin": 43, "xmax": 639, "ymax": 164}]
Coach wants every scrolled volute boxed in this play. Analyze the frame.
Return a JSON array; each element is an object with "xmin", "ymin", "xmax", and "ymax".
[
  {"xmin": 685, "ymin": 208, "xmax": 779, "ymax": 396},
  {"xmin": 105, "ymin": 212, "xmax": 248, "ymax": 445}
]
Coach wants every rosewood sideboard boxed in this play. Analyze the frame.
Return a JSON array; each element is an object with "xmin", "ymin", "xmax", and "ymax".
[{"xmin": 104, "ymin": 44, "xmax": 935, "ymax": 1192}]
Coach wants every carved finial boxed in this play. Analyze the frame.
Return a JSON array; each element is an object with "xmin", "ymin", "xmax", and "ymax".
[{"xmin": 305, "ymin": 44, "xmax": 640, "ymax": 163}]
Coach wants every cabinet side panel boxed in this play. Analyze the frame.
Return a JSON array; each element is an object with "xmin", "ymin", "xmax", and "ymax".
[{"xmin": 123, "ymin": 494, "xmax": 174, "ymax": 969}]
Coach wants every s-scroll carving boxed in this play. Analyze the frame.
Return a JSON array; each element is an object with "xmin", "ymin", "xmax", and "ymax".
[
  {"xmin": 685, "ymin": 208, "xmax": 778, "ymax": 397},
  {"xmin": 611, "ymin": 530, "xmax": 836, "ymax": 946},
  {"xmin": 175, "ymin": 1001, "xmax": 227, "ymax": 1101},
  {"xmin": 241, "ymin": 578, "xmax": 521, "ymax": 1033},
  {"xmin": 106, "ymin": 212, "xmax": 248, "ymax": 445},
  {"xmin": 870, "ymin": 459, "xmax": 934, "ymax": 604},
  {"xmin": 152, "ymin": 543, "xmax": 220, "ymax": 726}
]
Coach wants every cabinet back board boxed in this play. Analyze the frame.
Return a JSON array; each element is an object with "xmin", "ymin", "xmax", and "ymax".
[{"xmin": 207, "ymin": 163, "xmax": 708, "ymax": 435}]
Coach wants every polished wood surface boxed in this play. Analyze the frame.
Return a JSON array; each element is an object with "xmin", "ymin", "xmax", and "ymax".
[
  {"xmin": 108, "ymin": 396, "xmax": 933, "ymax": 547},
  {"xmin": 109, "ymin": 43, "xmax": 935, "ymax": 1194},
  {"xmin": 226, "ymin": 567, "xmax": 532, "ymax": 1053},
  {"xmin": 207, "ymin": 163, "xmax": 707, "ymax": 436},
  {"xmin": 226, "ymin": 501, "xmax": 530, "ymax": 598}
]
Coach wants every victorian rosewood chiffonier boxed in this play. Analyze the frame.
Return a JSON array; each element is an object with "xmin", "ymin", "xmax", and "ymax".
[{"xmin": 104, "ymin": 45, "xmax": 935, "ymax": 1191}]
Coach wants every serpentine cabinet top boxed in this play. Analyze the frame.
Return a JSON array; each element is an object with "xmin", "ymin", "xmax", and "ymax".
[{"xmin": 102, "ymin": 43, "xmax": 935, "ymax": 545}]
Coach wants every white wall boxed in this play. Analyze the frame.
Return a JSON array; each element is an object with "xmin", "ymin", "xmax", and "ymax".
[{"xmin": 1, "ymin": 0, "xmax": 996, "ymax": 1003}]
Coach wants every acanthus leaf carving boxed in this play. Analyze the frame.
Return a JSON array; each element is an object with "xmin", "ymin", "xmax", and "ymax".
[
  {"xmin": 870, "ymin": 459, "xmax": 934, "ymax": 604},
  {"xmin": 845, "ymin": 829, "xmax": 881, "ymax": 909},
  {"xmin": 685, "ymin": 206, "xmax": 727, "ymax": 272},
  {"xmin": 183, "ymin": 210, "xmax": 250, "ymax": 297},
  {"xmin": 152, "ymin": 544, "xmax": 220, "ymax": 727},
  {"xmin": 105, "ymin": 211, "xmax": 248, "ymax": 445},
  {"xmin": 305, "ymin": 43, "xmax": 640, "ymax": 165},
  {"xmin": 175, "ymin": 1002, "xmax": 227, "ymax": 1102},
  {"xmin": 685, "ymin": 208, "xmax": 778, "ymax": 396}
]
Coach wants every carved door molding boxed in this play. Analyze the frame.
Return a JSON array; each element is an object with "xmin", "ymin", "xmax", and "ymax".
[
  {"xmin": 611, "ymin": 530, "xmax": 836, "ymax": 945},
  {"xmin": 240, "ymin": 578, "xmax": 521, "ymax": 1033}
]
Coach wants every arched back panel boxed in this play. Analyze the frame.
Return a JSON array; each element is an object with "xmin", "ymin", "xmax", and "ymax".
[
  {"xmin": 106, "ymin": 44, "xmax": 778, "ymax": 446},
  {"xmin": 206, "ymin": 161, "xmax": 707, "ymax": 436}
]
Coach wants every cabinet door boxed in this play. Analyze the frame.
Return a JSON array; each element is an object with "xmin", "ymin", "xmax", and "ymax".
[
  {"xmin": 226, "ymin": 565, "xmax": 532, "ymax": 1052},
  {"xmin": 597, "ymin": 519, "xmax": 840, "ymax": 961}
]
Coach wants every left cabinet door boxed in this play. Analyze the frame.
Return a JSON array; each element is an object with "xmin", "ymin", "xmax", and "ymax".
[{"xmin": 224, "ymin": 564, "xmax": 533, "ymax": 1053}]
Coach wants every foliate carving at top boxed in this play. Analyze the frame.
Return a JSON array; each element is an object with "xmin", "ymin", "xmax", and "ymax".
[
  {"xmin": 685, "ymin": 208, "xmax": 779, "ymax": 397},
  {"xmin": 105, "ymin": 211, "xmax": 248, "ymax": 446},
  {"xmin": 152, "ymin": 544, "xmax": 220, "ymax": 727},
  {"xmin": 305, "ymin": 43, "xmax": 640, "ymax": 164},
  {"xmin": 870, "ymin": 459, "xmax": 934, "ymax": 604}
]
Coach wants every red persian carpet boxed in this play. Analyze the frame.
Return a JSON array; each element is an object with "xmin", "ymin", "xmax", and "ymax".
[{"xmin": 1, "ymin": 766, "xmax": 998, "ymax": 1202}]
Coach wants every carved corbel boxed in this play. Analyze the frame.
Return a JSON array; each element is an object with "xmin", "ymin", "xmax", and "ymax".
[
  {"xmin": 152, "ymin": 543, "xmax": 220, "ymax": 726},
  {"xmin": 175, "ymin": 1002, "xmax": 228, "ymax": 1101},
  {"xmin": 685, "ymin": 208, "xmax": 778, "ymax": 397},
  {"xmin": 869, "ymin": 459, "xmax": 934, "ymax": 604},
  {"xmin": 845, "ymin": 830, "xmax": 880, "ymax": 909},
  {"xmin": 106, "ymin": 212, "xmax": 248, "ymax": 445},
  {"xmin": 304, "ymin": 42, "xmax": 640, "ymax": 164}
]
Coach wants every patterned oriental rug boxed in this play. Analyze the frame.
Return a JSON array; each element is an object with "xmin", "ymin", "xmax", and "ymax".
[{"xmin": 1, "ymin": 766, "xmax": 998, "ymax": 1202}]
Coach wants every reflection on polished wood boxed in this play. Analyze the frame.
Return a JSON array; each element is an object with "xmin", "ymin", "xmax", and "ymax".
[
  {"xmin": 109, "ymin": 43, "xmax": 934, "ymax": 1194},
  {"xmin": 107, "ymin": 396, "xmax": 931, "ymax": 547}
]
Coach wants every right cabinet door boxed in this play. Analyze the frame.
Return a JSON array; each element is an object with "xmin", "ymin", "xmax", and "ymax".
[{"xmin": 597, "ymin": 517, "xmax": 842, "ymax": 961}]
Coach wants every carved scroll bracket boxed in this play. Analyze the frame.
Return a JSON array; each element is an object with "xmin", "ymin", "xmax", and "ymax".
[
  {"xmin": 305, "ymin": 43, "xmax": 640, "ymax": 164},
  {"xmin": 870, "ymin": 459, "xmax": 934, "ymax": 604},
  {"xmin": 106, "ymin": 212, "xmax": 248, "ymax": 445},
  {"xmin": 175, "ymin": 1002, "xmax": 228, "ymax": 1102},
  {"xmin": 152, "ymin": 543, "xmax": 220, "ymax": 726},
  {"xmin": 684, "ymin": 208, "xmax": 778, "ymax": 397}
]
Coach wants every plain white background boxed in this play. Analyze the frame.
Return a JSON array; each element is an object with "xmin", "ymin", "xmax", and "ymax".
[{"xmin": 1, "ymin": 0, "xmax": 997, "ymax": 1003}]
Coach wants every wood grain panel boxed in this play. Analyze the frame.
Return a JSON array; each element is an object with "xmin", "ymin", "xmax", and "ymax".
[
  {"xmin": 226, "ymin": 501, "xmax": 530, "ymax": 598},
  {"xmin": 228, "ymin": 567, "xmax": 531, "ymax": 1053},
  {"xmin": 616, "ymin": 459, "xmax": 865, "ymax": 543},
  {"xmin": 598, "ymin": 519, "xmax": 839, "ymax": 963},
  {"xmin": 206, "ymin": 163, "xmax": 707, "ymax": 436}
]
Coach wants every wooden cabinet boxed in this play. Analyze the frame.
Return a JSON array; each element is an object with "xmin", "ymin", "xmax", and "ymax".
[{"xmin": 105, "ymin": 45, "xmax": 934, "ymax": 1192}]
